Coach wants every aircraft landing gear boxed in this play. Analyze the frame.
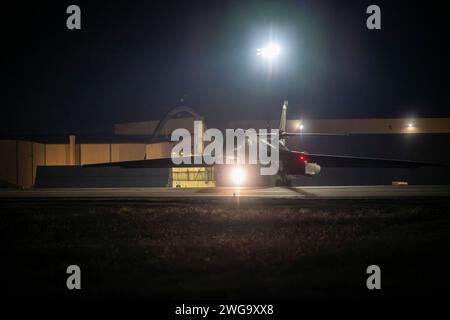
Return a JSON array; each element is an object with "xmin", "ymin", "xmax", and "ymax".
[{"xmin": 276, "ymin": 170, "xmax": 292, "ymax": 186}]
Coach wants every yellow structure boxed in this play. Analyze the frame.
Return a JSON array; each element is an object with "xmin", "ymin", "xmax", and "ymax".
[
  {"xmin": 171, "ymin": 167, "xmax": 215, "ymax": 188},
  {"xmin": 167, "ymin": 119, "xmax": 214, "ymax": 188}
]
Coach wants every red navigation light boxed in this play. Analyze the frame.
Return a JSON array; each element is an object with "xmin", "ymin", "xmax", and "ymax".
[{"xmin": 298, "ymin": 154, "xmax": 305, "ymax": 162}]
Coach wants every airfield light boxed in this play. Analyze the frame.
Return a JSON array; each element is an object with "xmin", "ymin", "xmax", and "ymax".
[
  {"xmin": 231, "ymin": 167, "xmax": 246, "ymax": 186},
  {"xmin": 407, "ymin": 121, "xmax": 415, "ymax": 132},
  {"xmin": 299, "ymin": 123, "xmax": 304, "ymax": 131},
  {"xmin": 256, "ymin": 43, "xmax": 281, "ymax": 60}
]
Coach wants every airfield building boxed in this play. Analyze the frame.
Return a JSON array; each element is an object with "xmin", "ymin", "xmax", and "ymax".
[{"xmin": 1, "ymin": 105, "xmax": 450, "ymax": 188}]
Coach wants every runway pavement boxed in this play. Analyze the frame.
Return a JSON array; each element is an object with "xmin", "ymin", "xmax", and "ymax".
[{"xmin": 1, "ymin": 185, "xmax": 450, "ymax": 200}]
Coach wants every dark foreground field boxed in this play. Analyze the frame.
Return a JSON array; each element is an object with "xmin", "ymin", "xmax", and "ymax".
[{"xmin": 1, "ymin": 198, "xmax": 450, "ymax": 299}]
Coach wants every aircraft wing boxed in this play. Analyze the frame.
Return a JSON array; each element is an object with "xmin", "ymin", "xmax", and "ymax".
[
  {"xmin": 281, "ymin": 132, "xmax": 348, "ymax": 137},
  {"xmin": 83, "ymin": 156, "xmax": 211, "ymax": 168},
  {"xmin": 304, "ymin": 153, "xmax": 450, "ymax": 168},
  {"xmin": 83, "ymin": 152, "xmax": 450, "ymax": 170}
]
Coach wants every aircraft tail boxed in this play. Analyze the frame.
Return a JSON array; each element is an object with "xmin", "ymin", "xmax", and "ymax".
[
  {"xmin": 277, "ymin": 100, "xmax": 347, "ymax": 141},
  {"xmin": 278, "ymin": 100, "xmax": 288, "ymax": 148},
  {"xmin": 279, "ymin": 100, "xmax": 288, "ymax": 133}
]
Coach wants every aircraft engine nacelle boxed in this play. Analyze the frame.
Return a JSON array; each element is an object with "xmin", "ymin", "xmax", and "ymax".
[
  {"xmin": 304, "ymin": 162, "xmax": 321, "ymax": 176},
  {"xmin": 282, "ymin": 152, "xmax": 321, "ymax": 176},
  {"xmin": 283, "ymin": 154, "xmax": 322, "ymax": 176}
]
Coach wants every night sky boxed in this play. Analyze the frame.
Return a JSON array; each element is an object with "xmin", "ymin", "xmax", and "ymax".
[{"xmin": 1, "ymin": 0, "xmax": 449, "ymax": 135}]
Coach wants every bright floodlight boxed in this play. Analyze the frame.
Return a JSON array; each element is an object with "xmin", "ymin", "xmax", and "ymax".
[
  {"xmin": 256, "ymin": 43, "xmax": 281, "ymax": 59},
  {"xmin": 299, "ymin": 124, "xmax": 304, "ymax": 130},
  {"xmin": 231, "ymin": 167, "xmax": 246, "ymax": 185}
]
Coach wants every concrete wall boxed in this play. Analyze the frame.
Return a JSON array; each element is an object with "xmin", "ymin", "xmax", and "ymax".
[
  {"xmin": 0, "ymin": 140, "xmax": 17, "ymax": 186},
  {"xmin": 79, "ymin": 143, "xmax": 147, "ymax": 164},
  {"xmin": 111, "ymin": 144, "xmax": 146, "ymax": 162},
  {"xmin": 44, "ymin": 144, "xmax": 69, "ymax": 165},
  {"xmin": 0, "ymin": 140, "xmax": 35, "ymax": 187},
  {"xmin": 80, "ymin": 144, "xmax": 110, "ymax": 165},
  {"xmin": 146, "ymin": 142, "xmax": 175, "ymax": 159},
  {"xmin": 0, "ymin": 139, "xmax": 149, "ymax": 188}
]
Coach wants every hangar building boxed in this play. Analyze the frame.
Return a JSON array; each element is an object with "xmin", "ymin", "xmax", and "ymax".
[{"xmin": 1, "ymin": 105, "xmax": 450, "ymax": 188}]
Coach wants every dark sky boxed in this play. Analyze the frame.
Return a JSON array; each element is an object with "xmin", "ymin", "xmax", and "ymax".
[{"xmin": 1, "ymin": 0, "xmax": 449, "ymax": 135}]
